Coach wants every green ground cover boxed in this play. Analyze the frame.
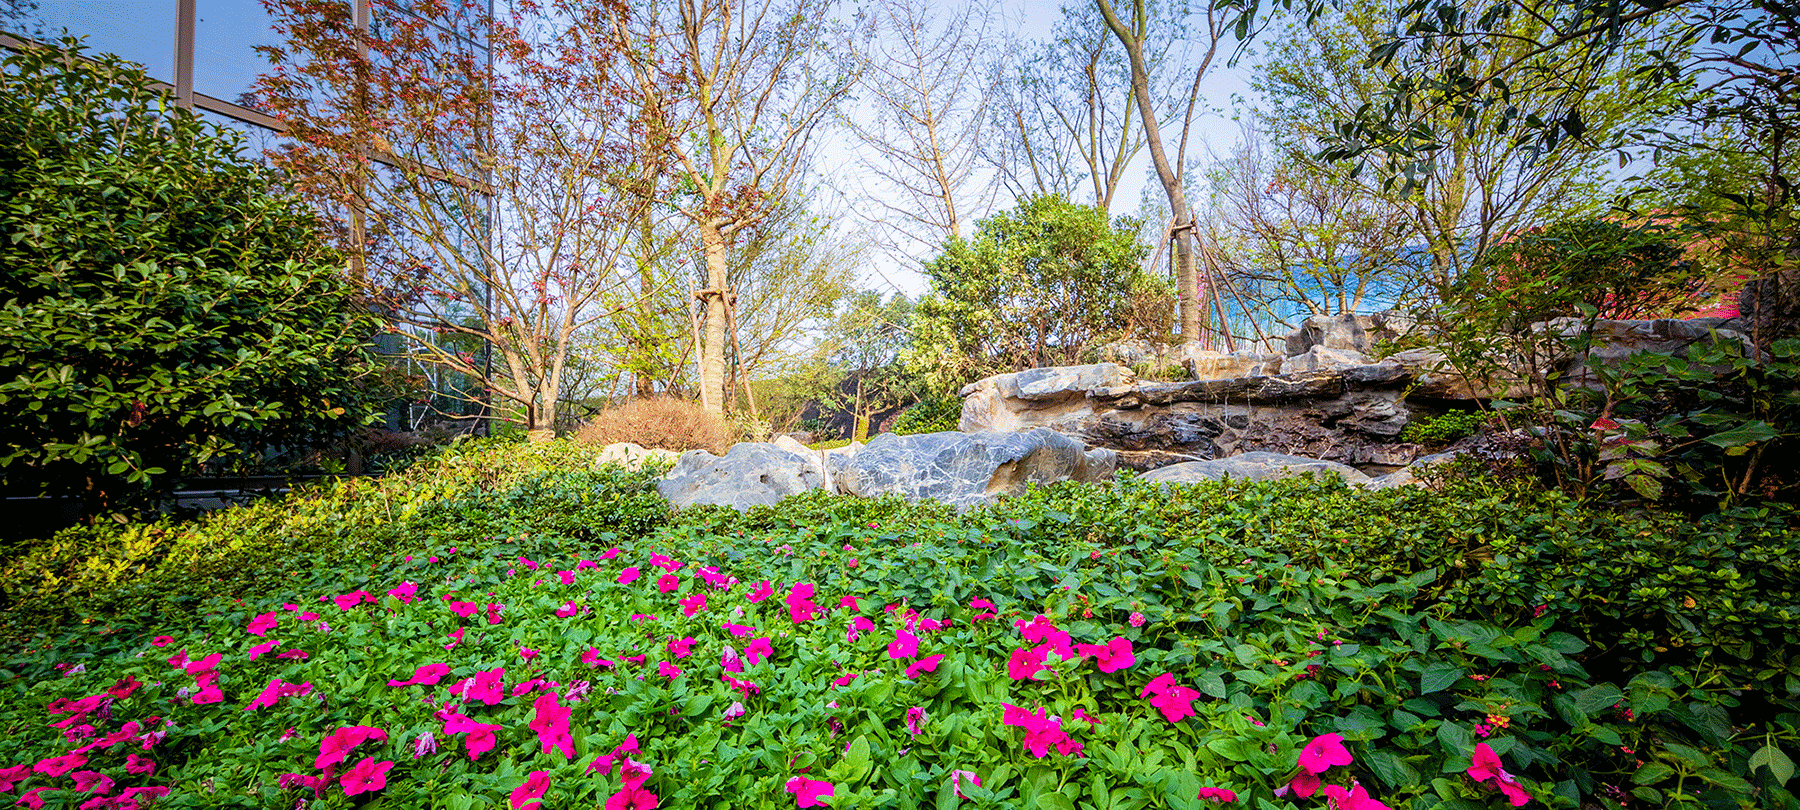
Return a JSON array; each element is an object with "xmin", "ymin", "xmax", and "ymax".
[{"xmin": 0, "ymin": 439, "xmax": 1795, "ymax": 809}]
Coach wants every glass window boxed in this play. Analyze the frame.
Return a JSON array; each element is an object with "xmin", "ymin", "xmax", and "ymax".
[
  {"xmin": 5, "ymin": 0, "xmax": 178, "ymax": 81},
  {"xmin": 194, "ymin": 0, "xmax": 283, "ymax": 109}
]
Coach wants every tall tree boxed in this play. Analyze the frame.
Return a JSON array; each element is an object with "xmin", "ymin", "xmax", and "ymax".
[
  {"xmin": 1094, "ymin": 0, "xmax": 1229, "ymax": 344},
  {"xmin": 600, "ymin": 0, "xmax": 857, "ymax": 415},
  {"xmin": 256, "ymin": 0, "xmax": 666, "ymax": 439},
  {"xmin": 1253, "ymin": 0, "xmax": 1669, "ymax": 294},
  {"xmin": 845, "ymin": 0, "xmax": 998, "ymax": 254}
]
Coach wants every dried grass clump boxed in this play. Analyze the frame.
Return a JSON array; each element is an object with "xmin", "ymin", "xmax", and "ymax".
[{"xmin": 574, "ymin": 397, "xmax": 735, "ymax": 454}]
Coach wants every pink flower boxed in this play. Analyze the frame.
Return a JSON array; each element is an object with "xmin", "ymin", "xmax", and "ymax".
[
  {"xmin": 247, "ymin": 612, "xmax": 278, "ymax": 636},
  {"xmin": 839, "ymin": 595, "xmax": 860, "ymax": 611},
  {"xmin": 657, "ymin": 573, "xmax": 680, "ymax": 593},
  {"xmin": 70, "ymin": 770, "xmax": 113, "ymax": 795},
  {"xmin": 748, "ymin": 581, "xmax": 773, "ymax": 602},
  {"xmin": 618, "ymin": 567, "xmax": 642, "ymax": 585},
  {"xmin": 785, "ymin": 583, "xmax": 819, "ymax": 623},
  {"xmin": 599, "ymin": 548, "xmax": 622, "ymax": 561},
  {"xmin": 745, "ymin": 637, "xmax": 774, "ymax": 666},
  {"xmin": 1000, "ymin": 704, "xmax": 1074, "ymax": 758},
  {"xmin": 339, "ymin": 756, "xmax": 393, "ymax": 796},
  {"xmin": 123, "ymin": 754, "xmax": 155, "ymax": 776},
  {"xmin": 1075, "ymin": 636, "xmax": 1135, "ymax": 673},
  {"xmin": 34, "ymin": 753, "xmax": 87, "ymax": 777},
  {"xmin": 949, "ymin": 770, "xmax": 980, "ymax": 798},
  {"xmin": 150, "ymin": 636, "xmax": 173, "ymax": 647},
  {"xmin": 485, "ymin": 603, "xmax": 505, "ymax": 625},
  {"xmin": 530, "ymin": 692, "xmax": 575, "ymax": 760},
  {"xmin": 587, "ymin": 734, "xmax": 641, "ymax": 776},
  {"xmin": 16, "ymin": 787, "xmax": 52, "ymax": 808},
  {"xmin": 657, "ymin": 661, "xmax": 683, "ymax": 680},
  {"xmin": 244, "ymin": 677, "xmax": 313, "ymax": 711},
  {"xmin": 847, "ymin": 616, "xmax": 874, "ymax": 642},
  {"xmin": 1321, "ymin": 781, "xmax": 1392, "ymax": 810},
  {"xmin": 723, "ymin": 623, "xmax": 757, "ymax": 637},
  {"xmin": 905, "ymin": 706, "xmax": 927, "ymax": 736},
  {"xmin": 0, "ymin": 764, "xmax": 31, "ymax": 793},
  {"xmin": 1140, "ymin": 674, "xmax": 1199, "ymax": 724},
  {"xmin": 887, "ymin": 628, "xmax": 919, "ymax": 661},
  {"xmin": 905, "ymin": 654, "xmax": 945, "ymax": 678},
  {"xmin": 724, "ymin": 701, "xmax": 746, "ymax": 719},
  {"xmin": 1198, "ymin": 786, "xmax": 1239, "ymax": 802},
  {"xmin": 387, "ymin": 581, "xmax": 418, "ymax": 603},
  {"xmin": 247, "ymin": 638, "xmax": 280, "ymax": 661},
  {"xmin": 558, "ymin": 570, "xmax": 577, "ymax": 585},
  {"xmin": 333, "ymin": 590, "xmax": 373, "ymax": 611},
  {"xmin": 620, "ymin": 758, "xmax": 653, "ymax": 787},
  {"xmin": 510, "ymin": 770, "xmax": 550, "ymax": 810},
  {"xmin": 388, "ymin": 663, "xmax": 450, "ymax": 687},
  {"xmin": 1286, "ymin": 771, "xmax": 1322, "ymax": 798},
  {"xmin": 413, "ymin": 732, "xmax": 438, "ymax": 758},
  {"xmin": 1128, "ymin": 612, "xmax": 1146, "ymax": 627},
  {"xmin": 449, "ymin": 601, "xmax": 478, "ymax": 618},
  {"xmin": 668, "ymin": 636, "xmax": 696, "ymax": 658},
  {"xmin": 606, "ymin": 785, "xmax": 660, "ymax": 810},
  {"xmin": 1468, "ymin": 743, "xmax": 1531, "ymax": 806},
  {"xmin": 1299, "ymin": 733, "xmax": 1354, "ymax": 774},
  {"xmin": 451, "ymin": 667, "xmax": 506, "ymax": 705},
  {"xmin": 785, "ymin": 777, "xmax": 834, "ymax": 808},
  {"xmin": 316, "ymin": 726, "xmax": 387, "ymax": 770},
  {"xmin": 444, "ymin": 714, "xmax": 503, "ymax": 761},
  {"xmin": 679, "ymin": 592, "xmax": 706, "ymax": 617},
  {"xmin": 1007, "ymin": 646, "xmax": 1046, "ymax": 681}
]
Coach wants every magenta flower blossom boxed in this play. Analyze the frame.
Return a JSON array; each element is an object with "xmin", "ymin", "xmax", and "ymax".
[
  {"xmin": 1128, "ymin": 611, "xmax": 1146, "ymax": 627},
  {"xmin": 832, "ymin": 672, "xmax": 860, "ymax": 687},
  {"xmin": 905, "ymin": 654, "xmax": 945, "ymax": 679},
  {"xmin": 387, "ymin": 581, "xmax": 418, "ymax": 603},
  {"xmin": 444, "ymin": 714, "xmax": 503, "ymax": 761},
  {"xmin": 587, "ymin": 734, "xmax": 641, "ymax": 776},
  {"xmin": 839, "ymin": 595, "xmax": 861, "ymax": 611},
  {"xmin": 721, "ymin": 674, "xmax": 760, "ymax": 698},
  {"xmin": 745, "ymin": 637, "xmax": 774, "ymax": 666},
  {"xmin": 722, "ymin": 622, "xmax": 756, "ymax": 637},
  {"xmin": 448, "ymin": 601, "xmax": 478, "ymax": 618},
  {"xmin": 1007, "ymin": 646, "xmax": 1046, "ymax": 681},
  {"xmin": 1000, "ymin": 703, "xmax": 1076, "ymax": 758},
  {"xmin": 316, "ymin": 726, "xmax": 387, "ymax": 770},
  {"xmin": 724, "ymin": 701, "xmax": 746, "ymax": 719},
  {"xmin": 70, "ymin": 770, "xmax": 113, "ymax": 795},
  {"xmin": 412, "ymin": 732, "xmax": 438, "ymax": 759},
  {"xmin": 785, "ymin": 583, "xmax": 819, "ymax": 623},
  {"xmin": 618, "ymin": 567, "xmax": 642, "ymax": 585},
  {"xmin": 485, "ymin": 603, "xmax": 505, "ymax": 625},
  {"xmin": 247, "ymin": 638, "xmax": 280, "ymax": 661},
  {"xmin": 748, "ymin": 580, "xmax": 773, "ymax": 602},
  {"xmin": 452, "ymin": 666, "xmax": 506, "ymax": 705},
  {"xmin": 1468, "ymin": 743, "xmax": 1531, "ymax": 806},
  {"xmin": 519, "ymin": 646, "xmax": 539, "ymax": 662},
  {"xmin": 16, "ymin": 787, "xmax": 53, "ymax": 808},
  {"xmin": 530, "ymin": 692, "xmax": 575, "ymax": 760},
  {"xmin": 556, "ymin": 601, "xmax": 581, "ymax": 618},
  {"xmin": 905, "ymin": 706, "xmax": 927, "ymax": 736},
  {"xmin": 657, "ymin": 573, "xmax": 681, "ymax": 593},
  {"xmin": 1322, "ymin": 781, "xmax": 1393, "ymax": 810},
  {"xmin": 887, "ymin": 628, "xmax": 919, "ymax": 661},
  {"xmin": 847, "ymin": 616, "xmax": 874, "ymax": 643},
  {"xmin": 244, "ymin": 678, "xmax": 312, "ymax": 711},
  {"xmin": 123, "ymin": 754, "xmax": 155, "ymax": 776},
  {"xmin": 785, "ymin": 777, "xmax": 834, "ymax": 808},
  {"xmin": 949, "ymin": 770, "xmax": 980, "ymax": 798},
  {"xmin": 247, "ymin": 612, "xmax": 278, "ymax": 636},
  {"xmin": 599, "ymin": 548, "xmax": 622, "ymax": 560},
  {"xmin": 1197, "ymin": 786, "xmax": 1239, "ymax": 802},
  {"xmin": 1015, "ymin": 614, "xmax": 1056, "ymax": 642},
  {"xmin": 650, "ymin": 553, "xmax": 680, "ymax": 572},
  {"xmin": 1075, "ymin": 636, "xmax": 1136, "ymax": 673},
  {"xmin": 1140, "ymin": 673, "xmax": 1200, "ymax": 724},
  {"xmin": 510, "ymin": 770, "xmax": 550, "ymax": 810},
  {"xmin": 657, "ymin": 661, "xmax": 683, "ymax": 680},
  {"xmin": 150, "ymin": 635, "xmax": 173, "ymax": 647},
  {"xmin": 388, "ymin": 663, "xmax": 450, "ymax": 688},
  {"xmin": 333, "ymin": 590, "xmax": 374, "ymax": 611},
  {"xmin": 677, "ymin": 591, "xmax": 707, "ymax": 617},
  {"xmin": 1, "ymin": 763, "xmax": 32, "ymax": 792},
  {"xmin": 720, "ymin": 645, "xmax": 744, "ymax": 673},
  {"xmin": 1299, "ymin": 733, "xmax": 1354, "ymax": 774},
  {"xmin": 35, "ymin": 753, "xmax": 90, "ymax": 778},
  {"xmin": 606, "ymin": 786, "xmax": 659, "ymax": 810},
  {"xmin": 668, "ymin": 636, "xmax": 696, "ymax": 658},
  {"xmin": 969, "ymin": 598, "xmax": 997, "ymax": 620},
  {"xmin": 339, "ymin": 756, "xmax": 393, "ymax": 796}
]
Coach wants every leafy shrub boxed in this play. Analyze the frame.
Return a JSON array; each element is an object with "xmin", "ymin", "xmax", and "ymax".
[
  {"xmin": 574, "ymin": 397, "xmax": 736, "ymax": 453},
  {"xmin": 890, "ymin": 397, "xmax": 963, "ymax": 436},
  {"xmin": 0, "ymin": 39, "xmax": 382, "ymax": 513},
  {"xmin": 1400, "ymin": 409, "xmax": 1491, "ymax": 446}
]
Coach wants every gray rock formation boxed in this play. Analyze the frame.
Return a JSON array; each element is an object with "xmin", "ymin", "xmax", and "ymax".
[
  {"xmin": 594, "ymin": 442, "xmax": 680, "ymax": 469},
  {"xmin": 834, "ymin": 428, "xmax": 1106, "ymax": 508},
  {"xmin": 1139, "ymin": 451, "xmax": 1372, "ymax": 486},
  {"xmin": 656, "ymin": 442, "xmax": 825, "ymax": 510},
  {"xmin": 1284, "ymin": 312, "xmax": 1411, "ymax": 356},
  {"xmin": 1365, "ymin": 451, "xmax": 1465, "ymax": 489},
  {"xmin": 958, "ymin": 364, "xmax": 1137, "ymax": 433},
  {"xmin": 1170, "ymin": 345, "xmax": 1284, "ymax": 380}
]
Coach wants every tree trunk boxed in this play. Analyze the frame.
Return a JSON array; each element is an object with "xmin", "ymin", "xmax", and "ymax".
[{"xmin": 698, "ymin": 219, "xmax": 731, "ymax": 415}]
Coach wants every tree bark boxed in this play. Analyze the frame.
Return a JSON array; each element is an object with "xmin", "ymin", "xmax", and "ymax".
[{"xmin": 698, "ymin": 218, "xmax": 731, "ymax": 415}]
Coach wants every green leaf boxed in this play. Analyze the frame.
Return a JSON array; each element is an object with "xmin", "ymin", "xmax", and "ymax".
[
  {"xmin": 1632, "ymin": 762, "xmax": 1674, "ymax": 785},
  {"xmin": 1420, "ymin": 662, "xmax": 1462, "ymax": 693},
  {"xmin": 1573, "ymin": 685, "xmax": 1624, "ymax": 714},
  {"xmin": 1702, "ymin": 421, "xmax": 1777, "ymax": 448},
  {"xmin": 1367, "ymin": 750, "xmax": 1421, "ymax": 790},
  {"xmin": 1750, "ymin": 745, "xmax": 1796, "ymax": 784}
]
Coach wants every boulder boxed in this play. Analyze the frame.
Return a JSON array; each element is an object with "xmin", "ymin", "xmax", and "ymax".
[
  {"xmin": 1139, "ymin": 451, "xmax": 1372, "ymax": 486},
  {"xmin": 595, "ymin": 442, "xmax": 680, "ymax": 469},
  {"xmin": 1365, "ymin": 451, "xmax": 1465, "ymax": 489},
  {"xmin": 958, "ymin": 363, "xmax": 1136, "ymax": 433},
  {"xmin": 1283, "ymin": 312, "xmax": 1409, "ymax": 356},
  {"xmin": 656, "ymin": 442, "xmax": 825, "ymax": 510},
  {"xmin": 772, "ymin": 434, "xmax": 813, "ymax": 456},
  {"xmin": 834, "ymin": 428, "xmax": 1103, "ymax": 507},
  {"xmin": 1096, "ymin": 339, "xmax": 1159, "ymax": 366},
  {"xmin": 1547, "ymin": 317, "xmax": 1756, "ymax": 389},
  {"xmin": 1170, "ymin": 345, "xmax": 1283, "ymax": 380},
  {"xmin": 1280, "ymin": 345, "xmax": 1374, "ymax": 374}
]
